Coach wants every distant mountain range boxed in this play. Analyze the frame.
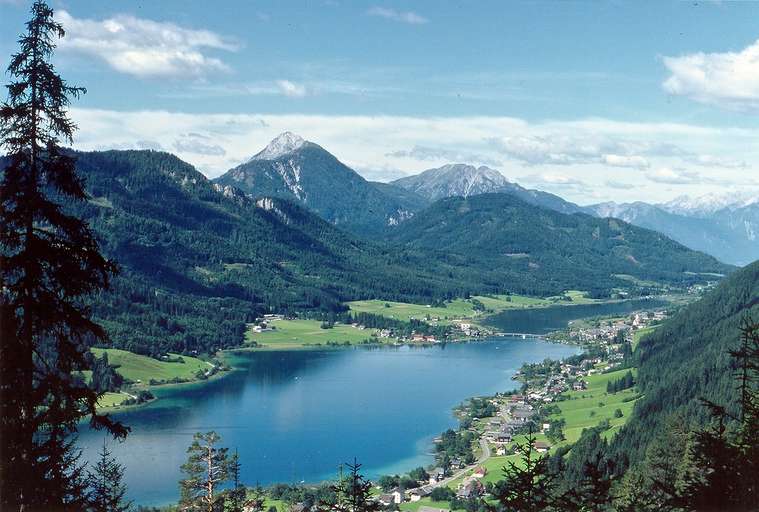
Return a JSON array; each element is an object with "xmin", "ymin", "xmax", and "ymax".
[
  {"xmin": 390, "ymin": 163, "xmax": 588, "ymax": 215},
  {"xmin": 194, "ymin": 132, "xmax": 756, "ymax": 265},
  {"xmin": 588, "ymin": 198, "xmax": 758, "ymax": 266},
  {"xmin": 213, "ymin": 132, "xmax": 416, "ymax": 235},
  {"xmin": 386, "ymin": 193, "xmax": 730, "ymax": 297},
  {"xmin": 1, "ymin": 146, "xmax": 732, "ymax": 353}
]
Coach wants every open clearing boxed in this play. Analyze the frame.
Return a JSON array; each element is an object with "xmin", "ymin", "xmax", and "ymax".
[
  {"xmin": 90, "ymin": 348, "xmax": 210, "ymax": 384},
  {"xmin": 347, "ymin": 292, "xmax": 590, "ymax": 325},
  {"xmin": 245, "ymin": 319, "xmax": 387, "ymax": 349}
]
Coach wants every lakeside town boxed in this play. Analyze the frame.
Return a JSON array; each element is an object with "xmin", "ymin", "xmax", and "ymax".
[{"xmin": 260, "ymin": 303, "xmax": 671, "ymax": 512}]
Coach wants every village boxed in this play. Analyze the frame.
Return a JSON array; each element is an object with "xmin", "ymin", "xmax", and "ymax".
[{"xmin": 357, "ymin": 306, "xmax": 669, "ymax": 512}]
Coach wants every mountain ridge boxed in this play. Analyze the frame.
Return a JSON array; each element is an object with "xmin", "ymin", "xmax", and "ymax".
[
  {"xmin": 390, "ymin": 163, "xmax": 590, "ymax": 215},
  {"xmin": 214, "ymin": 133, "xmax": 418, "ymax": 235}
]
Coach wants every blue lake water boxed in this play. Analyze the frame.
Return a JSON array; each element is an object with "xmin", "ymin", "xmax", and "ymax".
[
  {"xmin": 484, "ymin": 298, "xmax": 666, "ymax": 334},
  {"xmin": 78, "ymin": 338, "xmax": 579, "ymax": 505}
]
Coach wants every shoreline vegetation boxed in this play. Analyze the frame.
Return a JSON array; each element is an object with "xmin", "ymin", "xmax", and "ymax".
[
  {"xmin": 91, "ymin": 289, "xmax": 691, "ymax": 414},
  {"xmin": 129, "ymin": 294, "xmax": 669, "ymax": 511}
]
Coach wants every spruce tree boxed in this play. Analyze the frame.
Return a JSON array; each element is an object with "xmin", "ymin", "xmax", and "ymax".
[
  {"xmin": 679, "ymin": 317, "xmax": 759, "ymax": 510},
  {"xmin": 0, "ymin": 1, "xmax": 127, "ymax": 509},
  {"xmin": 321, "ymin": 459, "xmax": 380, "ymax": 512},
  {"xmin": 179, "ymin": 431, "xmax": 231, "ymax": 512},
  {"xmin": 87, "ymin": 440, "xmax": 132, "ymax": 512},
  {"xmin": 486, "ymin": 428, "xmax": 556, "ymax": 512},
  {"xmin": 226, "ymin": 450, "xmax": 246, "ymax": 512}
]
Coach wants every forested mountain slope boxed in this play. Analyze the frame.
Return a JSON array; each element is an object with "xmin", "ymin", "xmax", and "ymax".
[
  {"xmin": 590, "ymin": 200, "xmax": 758, "ymax": 266},
  {"xmin": 610, "ymin": 259, "xmax": 759, "ymax": 465},
  {"xmin": 213, "ymin": 133, "xmax": 416, "ymax": 234},
  {"xmin": 386, "ymin": 193, "xmax": 733, "ymax": 297},
  {"xmin": 42, "ymin": 150, "xmax": 488, "ymax": 355}
]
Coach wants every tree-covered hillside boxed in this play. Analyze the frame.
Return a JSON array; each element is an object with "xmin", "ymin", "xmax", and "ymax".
[
  {"xmin": 3, "ymin": 151, "xmax": 733, "ymax": 356},
  {"xmin": 386, "ymin": 193, "xmax": 732, "ymax": 297},
  {"xmin": 610, "ymin": 259, "xmax": 759, "ymax": 466},
  {"xmin": 53, "ymin": 150, "xmax": 487, "ymax": 355},
  {"xmin": 213, "ymin": 134, "xmax": 415, "ymax": 235}
]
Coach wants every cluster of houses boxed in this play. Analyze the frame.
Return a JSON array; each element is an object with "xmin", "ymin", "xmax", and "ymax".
[
  {"xmin": 249, "ymin": 314, "xmax": 286, "ymax": 333},
  {"xmin": 482, "ymin": 396, "xmax": 553, "ymax": 456},
  {"xmin": 560, "ymin": 310, "xmax": 668, "ymax": 346}
]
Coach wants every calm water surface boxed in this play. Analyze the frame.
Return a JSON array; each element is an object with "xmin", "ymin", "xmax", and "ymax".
[
  {"xmin": 485, "ymin": 298, "xmax": 666, "ymax": 334},
  {"xmin": 79, "ymin": 338, "xmax": 579, "ymax": 505}
]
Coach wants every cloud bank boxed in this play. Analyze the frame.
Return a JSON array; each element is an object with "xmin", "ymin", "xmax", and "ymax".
[{"xmin": 55, "ymin": 10, "xmax": 238, "ymax": 78}]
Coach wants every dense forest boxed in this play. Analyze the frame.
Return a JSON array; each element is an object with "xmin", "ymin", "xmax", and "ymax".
[
  {"xmin": 386, "ymin": 193, "xmax": 732, "ymax": 298},
  {"xmin": 2, "ymin": 149, "xmax": 729, "ymax": 356},
  {"xmin": 608, "ymin": 259, "xmax": 759, "ymax": 466}
]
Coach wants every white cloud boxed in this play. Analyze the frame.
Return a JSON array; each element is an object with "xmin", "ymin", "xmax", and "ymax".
[
  {"xmin": 647, "ymin": 167, "xmax": 701, "ymax": 185},
  {"xmin": 386, "ymin": 145, "xmax": 502, "ymax": 167},
  {"xmin": 276, "ymin": 80, "xmax": 308, "ymax": 98},
  {"xmin": 601, "ymin": 154, "xmax": 650, "ymax": 170},
  {"xmin": 66, "ymin": 108, "xmax": 759, "ymax": 203},
  {"xmin": 491, "ymin": 134, "xmax": 652, "ymax": 169},
  {"xmin": 174, "ymin": 133, "xmax": 226, "ymax": 156},
  {"xmin": 685, "ymin": 154, "xmax": 747, "ymax": 169},
  {"xmin": 605, "ymin": 180, "xmax": 636, "ymax": 190},
  {"xmin": 55, "ymin": 10, "xmax": 238, "ymax": 79},
  {"xmin": 367, "ymin": 6, "xmax": 428, "ymax": 24},
  {"xmin": 662, "ymin": 39, "xmax": 759, "ymax": 111}
]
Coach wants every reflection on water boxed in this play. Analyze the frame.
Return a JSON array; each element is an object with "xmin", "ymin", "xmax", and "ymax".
[
  {"xmin": 485, "ymin": 299, "xmax": 666, "ymax": 334},
  {"xmin": 79, "ymin": 339, "xmax": 579, "ymax": 505}
]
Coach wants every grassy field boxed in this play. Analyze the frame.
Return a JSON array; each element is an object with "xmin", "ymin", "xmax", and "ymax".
[
  {"xmin": 632, "ymin": 325, "xmax": 659, "ymax": 350},
  {"xmin": 347, "ymin": 293, "xmax": 587, "ymax": 325},
  {"xmin": 245, "ymin": 319, "xmax": 386, "ymax": 349},
  {"xmin": 400, "ymin": 499, "xmax": 456, "ymax": 512},
  {"xmin": 96, "ymin": 391, "xmax": 132, "ymax": 408},
  {"xmin": 552, "ymin": 367, "xmax": 639, "ymax": 443},
  {"xmin": 90, "ymin": 347, "xmax": 211, "ymax": 384}
]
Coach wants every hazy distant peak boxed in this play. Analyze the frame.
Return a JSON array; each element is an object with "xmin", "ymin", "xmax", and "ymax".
[
  {"xmin": 250, "ymin": 132, "xmax": 306, "ymax": 161},
  {"xmin": 661, "ymin": 191, "xmax": 759, "ymax": 216}
]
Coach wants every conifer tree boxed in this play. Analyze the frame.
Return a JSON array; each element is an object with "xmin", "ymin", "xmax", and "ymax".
[
  {"xmin": 321, "ymin": 459, "xmax": 380, "ymax": 512},
  {"xmin": 679, "ymin": 317, "xmax": 759, "ymax": 510},
  {"xmin": 179, "ymin": 431, "xmax": 231, "ymax": 512},
  {"xmin": 87, "ymin": 440, "xmax": 132, "ymax": 512},
  {"xmin": 486, "ymin": 428, "xmax": 556, "ymax": 512},
  {"xmin": 0, "ymin": 2, "xmax": 127, "ymax": 509},
  {"xmin": 226, "ymin": 450, "xmax": 246, "ymax": 512}
]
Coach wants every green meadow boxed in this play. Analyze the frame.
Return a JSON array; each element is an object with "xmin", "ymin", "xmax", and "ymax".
[
  {"xmin": 244, "ymin": 319, "xmax": 387, "ymax": 349},
  {"xmin": 90, "ymin": 347, "xmax": 211, "ymax": 384},
  {"xmin": 347, "ymin": 292, "xmax": 585, "ymax": 325}
]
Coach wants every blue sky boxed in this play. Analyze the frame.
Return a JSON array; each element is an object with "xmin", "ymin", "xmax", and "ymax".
[{"xmin": 2, "ymin": 0, "xmax": 759, "ymax": 204}]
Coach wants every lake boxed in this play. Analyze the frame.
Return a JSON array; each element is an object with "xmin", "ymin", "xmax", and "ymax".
[
  {"xmin": 79, "ymin": 338, "xmax": 579, "ymax": 505},
  {"xmin": 484, "ymin": 298, "xmax": 667, "ymax": 334}
]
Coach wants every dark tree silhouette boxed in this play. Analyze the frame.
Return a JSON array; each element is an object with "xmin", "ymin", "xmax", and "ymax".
[
  {"xmin": 321, "ymin": 459, "xmax": 380, "ymax": 512},
  {"xmin": 679, "ymin": 317, "xmax": 759, "ymax": 510},
  {"xmin": 86, "ymin": 440, "xmax": 132, "ymax": 512},
  {"xmin": 0, "ymin": 1, "xmax": 127, "ymax": 509},
  {"xmin": 486, "ymin": 428, "xmax": 556, "ymax": 512},
  {"xmin": 227, "ymin": 450, "xmax": 246, "ymax": 512}
]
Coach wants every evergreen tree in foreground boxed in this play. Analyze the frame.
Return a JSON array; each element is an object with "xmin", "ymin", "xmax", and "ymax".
[
  {"xmin": 179, "ymin": 431, "xmax": 231, "ymax": 512},
  {"xmin": 226, "ymin": 450, "xmax": 247, "ymax": 512},
  {"xmin": 679, "ymin": 317, "xmax": 759, "ymax": 510},
  {"xmin": 321, "ymin": 459, "xmax": 380, "ymax": 512},
  {"xmin": 0, "ymin": 1, "xmax": 128, "ymax": 509},
  {"xmin": 87, "ymin": 440, "xmax": 132, "ymax": 512},
  {"xmin": 486, "ymin": 428, "xmax": 556, "ymax": 512}
]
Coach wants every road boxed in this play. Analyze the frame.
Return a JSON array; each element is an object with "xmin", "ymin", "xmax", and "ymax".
[{"xmin": 425, "ymin": 437, "xmax": 493, "ymax": 492}]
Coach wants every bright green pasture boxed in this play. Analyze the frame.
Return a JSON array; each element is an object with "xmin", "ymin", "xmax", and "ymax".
[
  {"xmin": 245, "ymin": 319, "xmax": 384, "ymax": 349},
  {"xmin": 90, "ymin": 347, "xmax": 210, "ymax": 384},
  {"xmin": 551, "ymin": 368, "xmax": 640, "ymax": 443},
  {"xmin": 632, "ymin": 325, "xmax": 659, "ymax": 350}
]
